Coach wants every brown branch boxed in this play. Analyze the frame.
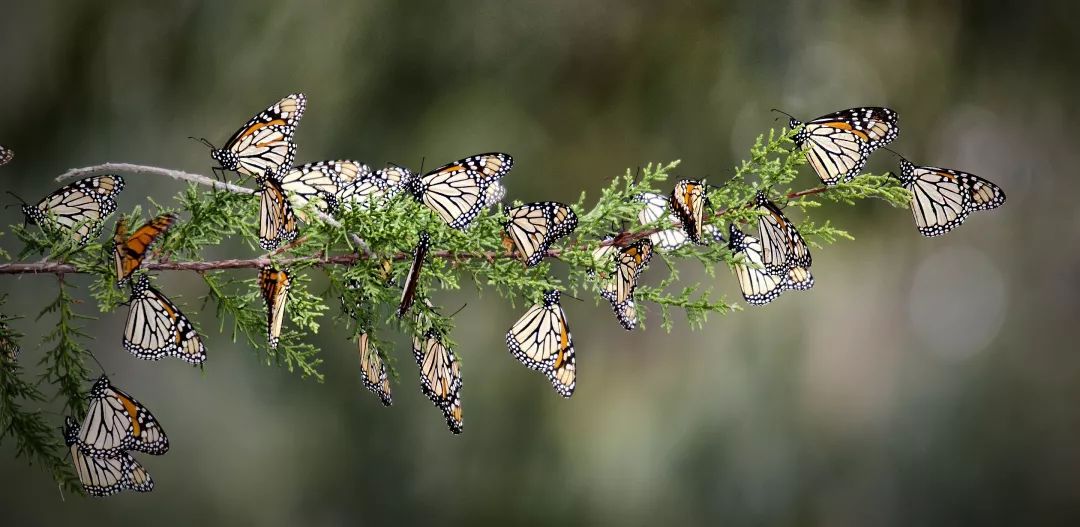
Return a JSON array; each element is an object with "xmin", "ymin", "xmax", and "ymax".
[{"xmin": 0, "ymin": 176, "xmax": 833, "ymax": 276}]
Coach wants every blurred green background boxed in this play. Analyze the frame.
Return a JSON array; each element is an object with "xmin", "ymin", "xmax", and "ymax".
[{"xmin": 1, "ymin": 1, "xmax": 1076, "ymax": 525}]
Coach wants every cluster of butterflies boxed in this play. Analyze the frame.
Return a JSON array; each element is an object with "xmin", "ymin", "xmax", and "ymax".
[
  {"xmin": 4, "ymin": 100, "xmax": 1007, "ymax": 493},
  {"xmin": 64, "ymin": 375, "xmax": 165, "ymax": 496}
]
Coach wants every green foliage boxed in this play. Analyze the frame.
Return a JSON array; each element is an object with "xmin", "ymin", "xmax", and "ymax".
[{"xmin": 0, "ymin": 126, "xmax": 913, "ymax": 491}]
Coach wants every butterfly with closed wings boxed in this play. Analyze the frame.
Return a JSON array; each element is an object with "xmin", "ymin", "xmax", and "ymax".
[
  {"xmin": 752, "ymin": 191, "xmax": 811, "ymax": 275},
  {"xmin": 259, "ymin": 266, "xmax": 292, "ymax": 349},
  {"xmin": 113, "ymin": 213, "xmax": 176, "ymax": 285},
  {"xmin": 503, "ymin": 202, "xmax": 578, "ymax": 267},
  {"xmin": 413, "ymin": 328, "xmax": 463, "ymax": 434},
  {"xmin": 892, "ymin": 157, "xmax": 1005, "ymax": 237},
  {"xmin": 728, "ymin": 224, "xmax": 813, "ymax": 306},
  {"xmin": 506, "ymin": 290, "xmax": 576, "ymax": 397},
  {"xmin": 77, "ymin": 375, "xmax": 169, "ymax": 458},
  {"xmin": 206, "ymin": 93, "xmax": 306, "ymax": 181},
  {"xmin": 123, "ymin": 274, "xmax": 206, "ymax": 365},
  {"xmin": 406, "ymin": 153, "xmax": 512, "ymax": 230},
  {"xmin": 20, "ymin": 175, "xmax": 124, "ymax": 247},
  {"xmin": 599, "ymin": 238, "xmax": 654, "ymax": 330},
  {"xmin": 785, "ymin": 107, "xmax": 899, "ymax": 186},
  {"xmin": 65, "ymin": 417, "xmax": 154, "ymax": 497}
]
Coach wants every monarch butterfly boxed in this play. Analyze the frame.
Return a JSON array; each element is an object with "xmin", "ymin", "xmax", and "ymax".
[
  {"xmin": 728, "ymin": 224, "xmax": 813, "ymax": 305},
  {"xmin": 259, "ymin": 266, "xmax": 292, "ymax": 349},
  {"xmin": 123, "ymin": 274, "xmax": 206, "ymax": 365},
  {"xmin": 504, "ymin": 202, "xmax": 578, "ymax": 267},
  {"xmin": 670, "ymin": 179, "xmax": 709, "ymax": 244},
  {"xmin": 77, "ymin": 375, "xmax": 169, "ymax": 457},
  {"xmin": 358, "ymin": 332, "xmax": 392, "ymax": 407},
  {"xmin": 281, "ymin": 160, "xmax": 371, "ymax": 217},
  {"xmin": 64, "ymin": 417, "xmax": 153, "ymax": 497},
  {"xmin": 635, "ymin": 192, "xmax": 723, "ymax": 251},
  {"xmin": 753, "ymin": 191, "xmax": 811, "ymax": 274},
  {"xmin": 208, "ymin": 93, "xmax": 306, "ymax": 180},
  {"xmin": 406, "ymin": 153, "xmax": 512, "ymax": 230},
  {"xmin": 893, "ymin": 158, "xmax": 1005, "ymax": 237},
  {"xmin": 113, "ymin": 214, "xmax": 177, "ymax": 285},
  {"xmin": 599, "ymin": 238, "xmax": 654, "ymax": 330},
  {"xmin": 21, "ymin": 175, "xmax": 124, "ymax": 247},
  {"xmin": 506, "ymin": 290, "xmax": 576, "ymax": 397},
  {"xmin": 413, "ymin": 328, "xmax": 463, "ymax": 434},
  {"xmin": 337, "ymin": 164, "xmax": 410, "ymax": 209},
  {"xmin": 396, "ymin": 232, "xmax": 431, "ymax": 318},
  {"xmin": 259, "ymin": 177, "xmax": 299, "ymax": 250},
  {"xmin": 787, "ymin": 107, "xmax": 898, "ymax": 186},
  {"xmin": 0, "ymin": 145, "xmax": 12, "ymax": 166}
]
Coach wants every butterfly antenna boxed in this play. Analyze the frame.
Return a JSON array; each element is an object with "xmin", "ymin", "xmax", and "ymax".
[
  {"xmin": 770, "ymin": 108, "xmax": 797, "ymax": 122},
  {"xmin": 5, "ymin": 190, "xmax": 27, "ymax": 207},
  {"xmin": 447, "ymin": 303, "xmax": 468, "ymax": 318},
  {"xmin": 880, "ymin": 146, "xmax": 906, "ymax": 161},
  {"xmin": 189, "ymin": 136, "xmax": 217, "ymax": 150},
  {"xmin": 562, "ymin": 292, "xmax": 585, "ymax": 303},
  {"xmin": 85, "ymin": 350, "xmax": 110, "ymax": 377}
]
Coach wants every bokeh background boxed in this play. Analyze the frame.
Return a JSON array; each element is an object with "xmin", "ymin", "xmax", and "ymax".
[{"xmin": 1, "ymin": 1, "xmax": 1077, "ymax": 525}]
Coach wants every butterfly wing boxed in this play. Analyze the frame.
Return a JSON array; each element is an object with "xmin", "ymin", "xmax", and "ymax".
[
  {"xmin": 123, "ymin": 275, "xmax": 206, "ymax": 365},
  {"xmin": 281, "ymin": 160, "xmax": 367, "ymax": 215},
  {"xmin": 728, "ymin": 224, "xmax": 787, "ymax": 306},
  {"xmin": 408, "ymin": 153, "xmax": 512, "ymax": 230},
  {"xmin": 897, "ymin": 160, "xmax": 971, "ymax": 237},
  {"xmin": 600, "ymin": 239, "xmax": 653, "ymax": 330},
  {"xmin": 259, "ymin": 177, "xmax": 299, "ymax": 250},
  {"xmin": 65, "ymin": 418, "xmax": 153, "ymax": 497},
  {"xmin": 413, "ymin": 329, "xmax": 463, "ymax": 434},
  {"xmin": 754, "ymin": 192, "xmax": 811, "ymax": 273},
  {"xmin": 211, "ymin": 93, "xmax": 306, "ymax": 179},
  {"xmin": 503, "ymin": 290, "xmax": 576, "ymax": 397},
  {"xmin": 793, "ymin": 107, "xmax": 898, "ymax": 185},
  {"xmin": 358, "ymin": 333, "xmax": 392, "ymax": 407},
  {"xmin": 24, "ymin": 175, "xmax": 125, "ymax": 246},
  {"xmin": 114, "ymin": 214, "xmax": 176, "ymax": 284},
  {"xmin": 0, "ymin": 145, "xmax": 12, "ymax": 166},
  {"xmin": 635, "ymin": 193, "xmax": 689, "ymax": 251},
  {"xmin": 259, "ymin": 266, "xmax": 292, "ymax": 349}
]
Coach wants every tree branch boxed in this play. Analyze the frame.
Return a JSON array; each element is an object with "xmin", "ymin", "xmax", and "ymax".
[{"xmin": 0, "ymin": 180, "xmax": 837, "ymax": 276}]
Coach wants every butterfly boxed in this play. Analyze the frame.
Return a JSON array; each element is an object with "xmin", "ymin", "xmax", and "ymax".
[
  {"xmin": 64, "ymin": 417, "xmax": 154, "ymax": 497},
  {"xmin": 123, "ymin": 274, "xmax": 206, "ymax": 365},
  {"xmin": 337, "ymin": 164, "xmax": 410, "ymax": 209},
  {"xmin": 787, "ymin": 107, "xmax": 899, "ymax": 185},
  {"xmin": 77, "ymin": 375, "xmax": 169, "ymax": 457},
  {"xmin": 357, "ymin": 332, "xmax": 392, "ymax": 407},
  {"xmin": 506, "ymin": 290, "xmax": 576, "ymax": 397},
  {"xmin": 670, "ymin": 179, "xmax": 709, "ymax": 244},
  {"xmin": 893, "ymin": 158, "xmax": 1005, "ymax": 237},
  {"xmin": 413, "ymin": 328, "xmax": 463, "ymax": 434},
  {"xmin": 259, "ymin": 266, "xmax": 292, "ymax": 349},
  {"xmin": 503, "ymin": 202, "xmax": 578, "ymax": 267},
  {"xmin": 0, "ymin": 145, "xmax": 13, "ymax": 166},
  {"xmin": 0, "ymin": 320, "xmax": 19, "ymax": 366},
  {"xmin": 113, "ymin": 214, "xmax": 176, "ymax": 285},
  {"xmin": 406, "ymin": 153, "xmax": 512, "ymax": 230},
  {"xmin": 21, "ymin": 175, "xmax": 124, "ymax": 247},
  {"xmin": 753, "ymin": 191, "xmax": 811, "ymax": 274},
  {"xmin": 728, "ymin": 224, "xmax": 813, "ymax": 305},
  {"xmin": 259, "ymin": 177, "xmax": 298, "ymax": 250},
  {"xmin": 634, "ymin": 192, "xmax": 723, "ymax": 251},
  {"xmin": 396, "ymin": 232, "xmax": 431, "ymax": 318},
  {"xmin": 280, "ymin": 160, "xmax": 370, "ymax": 217},
  {"xmin": 599, "ymin": 238, "xmax": 654, "ymax": 330},
  {"xmin": 208, "ymin": 93, "xmax": 306, "ymax": 181}
]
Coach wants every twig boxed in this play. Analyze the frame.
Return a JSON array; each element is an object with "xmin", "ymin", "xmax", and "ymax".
[{"xmin": 55, "ymin": 163, "xmax": 343, "ymax": 228}]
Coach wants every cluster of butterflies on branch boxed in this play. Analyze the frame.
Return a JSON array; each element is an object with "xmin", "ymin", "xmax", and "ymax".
[{"xmin": 3, "ymin": 96, "xmax": 1004, "ymax": 496}]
